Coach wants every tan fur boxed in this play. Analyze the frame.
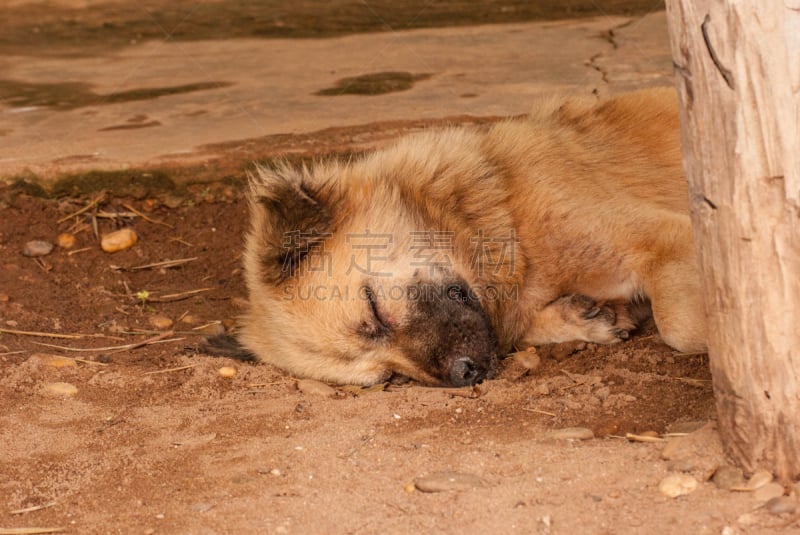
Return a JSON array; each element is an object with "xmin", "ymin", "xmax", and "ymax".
[{"xmin": 239, "ymin": 87, "xmax": 707, "ymax": 386}]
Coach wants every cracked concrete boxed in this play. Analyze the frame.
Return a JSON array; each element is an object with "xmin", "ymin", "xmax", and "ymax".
[
  {"xmin": 593, "ymin": 12, "xmax": 673, "ymax": 89},
  {"xmin": 0, "ymin": 11, "xmax": 673, "ymax": 186}
]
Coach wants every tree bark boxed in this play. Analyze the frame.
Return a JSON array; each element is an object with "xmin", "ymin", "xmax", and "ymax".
[{"xmin": 665, "ymin": 0, "xmax": 800, "ymax": 482}]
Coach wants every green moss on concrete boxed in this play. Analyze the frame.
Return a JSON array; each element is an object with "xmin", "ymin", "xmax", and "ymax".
[
  {"xmin": 49, "ymin": 170, "xmax": 177, "ymax": 198},
  {"xmin": 0, "ymin": 79, "xmax": 232, "ymax": 111},
  {"xmin": 315, "ymin": 72, "xmax": 432, "ymax": 96}
]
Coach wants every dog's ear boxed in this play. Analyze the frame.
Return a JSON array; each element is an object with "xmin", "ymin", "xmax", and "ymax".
[{"xmin": 248, "ymin": 163, "xmax": 334, "ymax": 284}]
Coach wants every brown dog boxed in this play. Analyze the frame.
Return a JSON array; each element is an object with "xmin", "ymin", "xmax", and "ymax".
[{"xmin": 234, "ymin": 87, "xmax": 706, "ymax": 386}]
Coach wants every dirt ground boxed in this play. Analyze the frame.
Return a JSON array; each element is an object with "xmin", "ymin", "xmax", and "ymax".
[{"xmin": 1, "ymin": 175, "xmax": 798, "ymax": 534}]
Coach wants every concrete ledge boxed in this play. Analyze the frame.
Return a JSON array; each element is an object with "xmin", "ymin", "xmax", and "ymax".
[{"xmin": 0, "ymin": 11, "xmax": 672, "ymax": 188}]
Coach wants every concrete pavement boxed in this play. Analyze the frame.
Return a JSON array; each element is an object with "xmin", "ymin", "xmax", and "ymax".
[{"xmin": 0, "ymin": 11, "xmax": 673, "ymax": 187}]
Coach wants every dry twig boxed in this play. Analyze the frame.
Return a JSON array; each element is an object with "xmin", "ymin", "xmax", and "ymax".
[
  {"xmin": 0, "ymin": 328, "xmax": 103, "ymax": 340},
  {"xmin": 122, "ymin": 203, "xmax": 173, "ymax": 228},
  {"xmin": 625, "ymin": 433, "xmax": 665, "ymax": 443},
  {"xmin": 673, "ymin": 350, "xmax": 709, "ymax": 357},
  {"xmin": 522, "ymin": 407, "xmax": 557, "ymax": 417},
  {"xmin": 146, "ymin": 288, "xmax": 212, "ymax": 303},
  {"xmin": 191, "ymin": 320, "xmax": 222, "ymax": 331},
  {"xmin": 95, "ymin": 211, "xmax": 138, "ymax": 219},
  {"xmin": 0, "ymin": 528, "xmax": 65, "ymax": 534},
  {"xmin": 91, "ymin": 210, "xmax": 99, "ymax": 241},
  {"xmin": 109, "ymin": 257, "xmax": 197, "ymax": 272},
  {"xmin": 31, "ymin": 331, "xmax": 182, "ymax": 353},
  {"xmin": 56, "ymin": 193, "xmax": 104, "ymax": 224},
  {"xmin": 560, "ymin": 369, "xmax": 585, "ymax": 384},
  {"xmin": 169, "ymin": 237, "xmax": 194, "ymax": 247},
  {"xmin": 10, "ymin": 502, "xmax": 57, "ymax": 515},
  {"xmin": 143, "ymin": 364, "xmax": 196, "ymax": 375},
  {"xmin": 61, "ymin": 356, "xmax": 109, "ymax": 367},
  {"xmin": 66, "ymin": 247, "xmax": 93, "ymax": 256}
]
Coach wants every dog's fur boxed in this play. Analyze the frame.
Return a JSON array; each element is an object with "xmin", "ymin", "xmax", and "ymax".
[{"xmin": 236, "ymin": 87, "xmax": 707, "ymax": 386}]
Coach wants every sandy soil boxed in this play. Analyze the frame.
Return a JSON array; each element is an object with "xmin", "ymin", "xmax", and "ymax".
[{"xmin": 1, "ymin": 174, "xmax": 798, "ymax": 534}]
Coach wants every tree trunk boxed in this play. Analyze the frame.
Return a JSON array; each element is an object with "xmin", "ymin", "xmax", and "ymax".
[{"xmin": 665, "ymin": 0, "xmax": 800, "ymax": 482}]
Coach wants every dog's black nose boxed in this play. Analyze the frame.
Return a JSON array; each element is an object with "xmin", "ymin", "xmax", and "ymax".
[{"xmin": 450, "ymin": 357, "xmax": 485, "ymax": 387}]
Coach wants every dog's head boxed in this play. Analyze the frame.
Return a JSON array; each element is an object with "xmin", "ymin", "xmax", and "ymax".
[{"xmin": 239, "ymin": 161, "xmax": 500, "ymax": 387}]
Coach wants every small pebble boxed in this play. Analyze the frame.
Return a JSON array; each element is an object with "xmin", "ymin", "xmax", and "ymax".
[
  {"xmin": 500, "ymin": 348, "xmax": 541, "ymax": 380},
  {"xmin": 545, "ymin": 427, "xmax": 594, "ymax": 441},
  {"xmin": 142, "ymin": 199, "xmax": 160, "ymax": 212},
  {"xmin": 218, "ymin": 366, "xmax": 236, "ymax": 378},
  {"xmin": 45, "ymin": 382, "xmax": 78, "ymax": 396},
  {"xmin": 753, "ymin": 482, "xmax": 784, "ymax": 503},
  {"xmin": 56, "ymin": 233, "xmax": 76, "ymax": 249},
  {"xmin": 101, "ymin": 228, "xmax": 138, "ymax": 253},
  {"xmin": 765, "ymin": 496, "xmax": 797, "ymax": 516},
  {"xmin": 0, "ymin": 293, "xmax": 8, "ymax": 302},
  {"xmin": 659, "ymin": 423, "xmax": 723, "ymax": 479},
  {"xmin": 231, "ymin": 297, "xmax": 250, "ymax": 309},
  {"xmin": 46, "ymin": 356, "xmax": 77, "ymax": 368},
  {"xmin": 713, "ymin": 465, "xmax": 744, "ymax": 490},
  {"xmin": 149, "ymin": 315, "xmax": 173, "ymax": 330},
  {"xmin": 737, "ymin": 513, "xmax": 757, "ymax": 526},
  {"xmin": 414, "ymin": 471, "xmax": 483, "ymax": 493},
  {"xmin": 746, "ymin": 469, "xmax": 773, "ymax": 490},
  {"xmin": 593, "ymin": 386, "xmax": 611, "ymax": 400},
  {"xmin": 180, "ymin": 314, "xmax": 197, "ymax": 325},
  {"xmin": 296, "ymin": 378, "xmax": 336, "ymax": 397},
  {"xmin": 162, "ymin": 194, "xmax": 184, "ymax": 209},
  {"xmin": 221, "ymin": 186, "xmax": 237, "ymax": 202},
  {"xmin": 23, "ymin": 240, "xmax": 54, "ymax": 257},
  {"xmin": 269, "ymin": 468, "xmax": 281, "ymax": 477},
  {"xmin": 190, "ymin": 502, "xmax": 214, "ymax": 513},
  {"xmin": 404, "ymin": 483, "xmax": 416, "ymax": 494},
  {"xmin": 659, "ymin": 473, "xmax": 699, "ymax": 498}
]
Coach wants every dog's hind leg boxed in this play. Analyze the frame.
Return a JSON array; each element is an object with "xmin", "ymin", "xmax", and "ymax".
[
  {"xmin": 635, "ymin": 217, "xmax": 707, "ymax": 353},
  {"xmin": 641, "ymin": 258, "xmax": 707, "ymax": 352}
]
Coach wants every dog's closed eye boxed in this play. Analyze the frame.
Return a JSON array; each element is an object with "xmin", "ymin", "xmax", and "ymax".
[{"xmin": 358, "ymin": 285, "xmax": 391, "ymax": 340}]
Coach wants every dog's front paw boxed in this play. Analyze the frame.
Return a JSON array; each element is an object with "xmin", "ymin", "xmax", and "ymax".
[{"xmin": 562, "ymin": 294, "xmax": 636, "ymax": 344}]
